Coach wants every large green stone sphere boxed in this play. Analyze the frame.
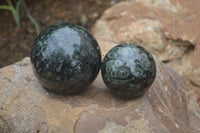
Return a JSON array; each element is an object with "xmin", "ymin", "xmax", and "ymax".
[
  {"xmin": 31, "ymin": 23, "xmax": 101, "ymax": 94},
  {"xmin": 101, "ymin": 43, "xmax": 156, "ymax": 98}
]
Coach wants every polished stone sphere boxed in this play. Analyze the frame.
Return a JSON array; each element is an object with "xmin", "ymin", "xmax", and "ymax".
[
  {"xmin": 31, "ymin": 23, "xmax": 101, "ymax": 94},
  {"xmin": 101, "ymin": 43, "xmax": 156, "ymax": 98}
]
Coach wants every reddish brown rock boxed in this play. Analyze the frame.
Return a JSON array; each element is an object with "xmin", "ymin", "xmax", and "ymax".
[
  {"xmin": 0, "ymin": 56, "xmax": 199, "ymax": 133},
  {"xmin": 92, "ymin": 0, "xmax": 200, "ymax": 105},
  {"xmin": 1, "ymin": 0, "xmax": 200, "ymax": 132}
]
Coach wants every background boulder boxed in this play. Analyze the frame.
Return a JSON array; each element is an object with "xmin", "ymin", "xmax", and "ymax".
[{"xmin": 92, "ymin": 0, "xmax": 200, "ymax": 105}]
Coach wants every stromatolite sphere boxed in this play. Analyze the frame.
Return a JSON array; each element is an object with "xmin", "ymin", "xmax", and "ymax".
[
  {"xmin": 101, "ymin": 43, "xmax": 156, "ymax": 98},
  {"xmin": 31, "ymin": 23, "xmax": 101, "ymax": 94}
]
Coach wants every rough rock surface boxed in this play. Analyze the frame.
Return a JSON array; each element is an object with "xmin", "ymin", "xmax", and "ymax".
[
  {"xmin": 92, "ymin": 0, "xmax": 200, "ymax": 105},
  {"xmin": 0, "ymin": 56, "xmax": 200, "ymax": 133},
  {"xmin": 1, "ymin": 0, "xmax": 200, "ymax": 132}
]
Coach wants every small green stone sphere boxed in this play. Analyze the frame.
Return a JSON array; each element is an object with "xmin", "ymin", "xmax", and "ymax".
[
  {"xmin": 101, "ymin": 43, "xmax": 156, "ymax": 98},
  {"xmin": 31, "ymin": 23, "xmax": 101, "ymax": 94}
]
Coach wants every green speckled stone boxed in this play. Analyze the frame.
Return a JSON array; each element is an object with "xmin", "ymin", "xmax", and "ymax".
[
  {"xmin": 31, "ymin": 23, "xmax": 101, "ymax": 94},
  {"xmin": 101, "ymin": 43, "xmax": 156, "ymax": 98}
]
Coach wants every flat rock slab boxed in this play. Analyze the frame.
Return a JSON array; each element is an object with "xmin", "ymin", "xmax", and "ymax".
[{"xmin": 0, "ymin": 57, "xmax": 200, "ymax": 133}]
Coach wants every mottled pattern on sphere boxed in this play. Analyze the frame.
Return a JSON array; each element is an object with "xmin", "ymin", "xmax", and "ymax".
[
  {"xmin": 31, "ymin": 23, "xmax": 101, "ymax": 94},
  {"xmin": 101, "ymin": 43, "xmax": 156, "ymax": 98}
]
